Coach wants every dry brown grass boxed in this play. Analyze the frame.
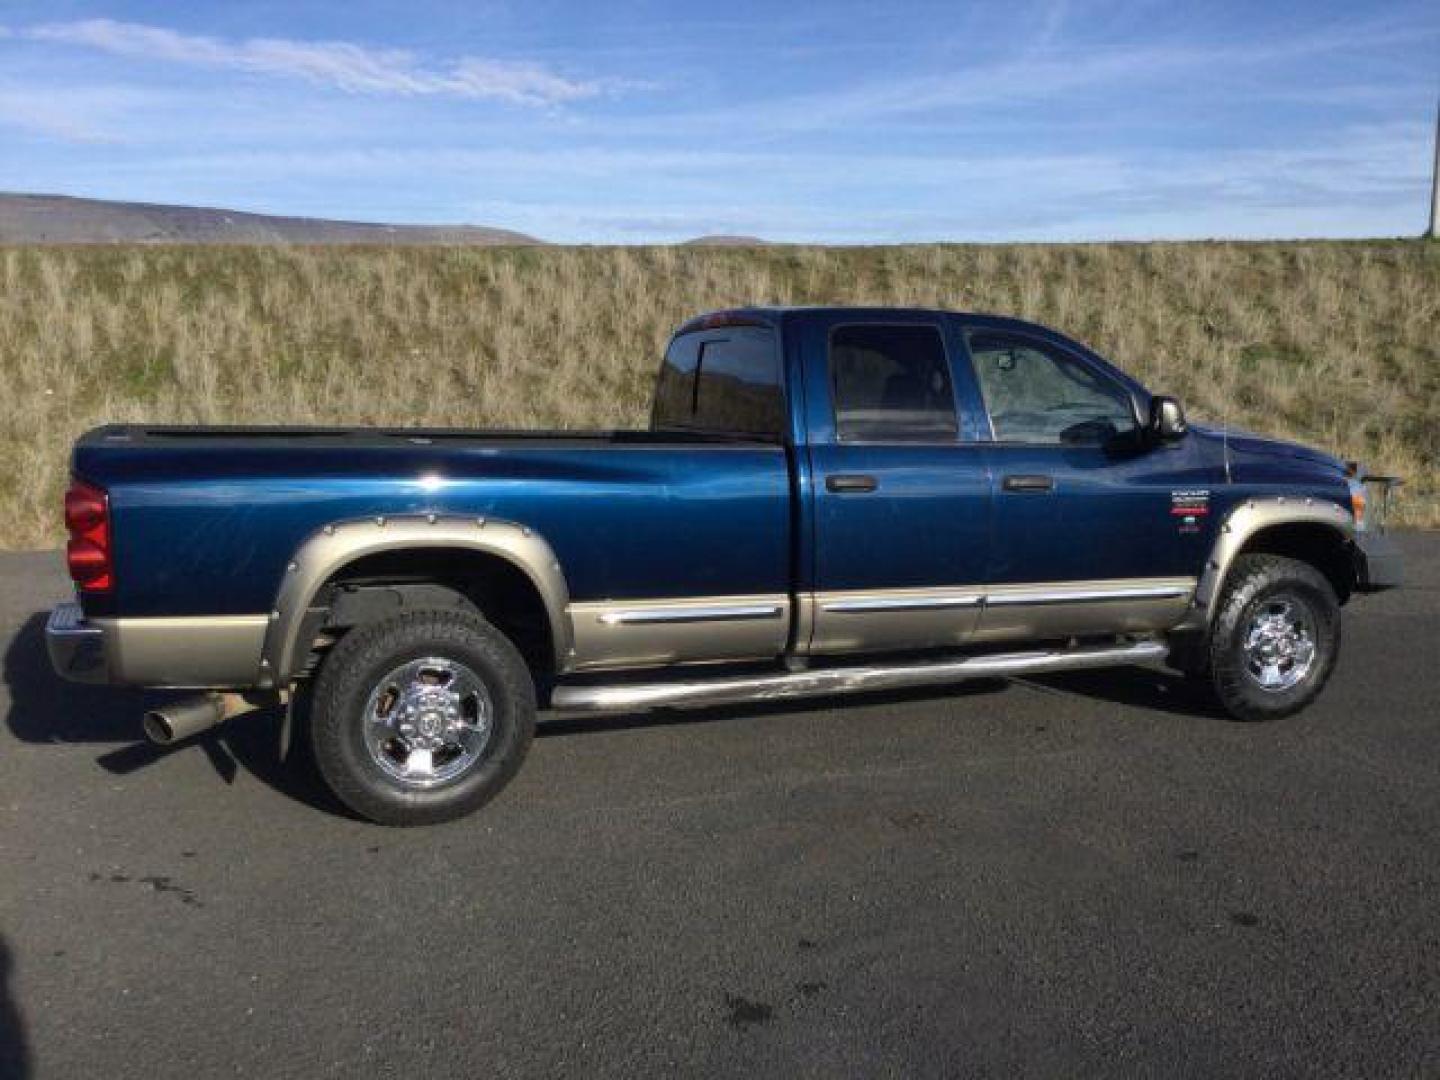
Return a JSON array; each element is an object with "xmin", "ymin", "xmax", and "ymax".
[{"xmin": 0, "ymin": 241, "xmax": 1435, "ymax": 549}]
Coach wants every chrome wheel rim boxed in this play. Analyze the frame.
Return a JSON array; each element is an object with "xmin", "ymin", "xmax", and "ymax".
[
  {"xmin": 363, "ymin": 656, "xmax": 493, "ymax": 788},
  {"xmin": 1241, "ymin": 594, "xmax": 1317, "ymax": 692}
]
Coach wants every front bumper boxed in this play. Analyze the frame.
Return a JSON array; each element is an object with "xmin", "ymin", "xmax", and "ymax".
[
  {"xmin": 1354, "ymin": 530, "xmax": 1403, "ymax": 592},
  {"xmin": 46, "ymin": 601, "xmax": 108, "ymax": 683}
]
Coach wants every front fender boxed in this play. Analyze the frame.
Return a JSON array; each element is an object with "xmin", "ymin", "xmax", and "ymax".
[{"xmin": 1174, "ymin": 496, "xmax": 1356, "ymax": 632}]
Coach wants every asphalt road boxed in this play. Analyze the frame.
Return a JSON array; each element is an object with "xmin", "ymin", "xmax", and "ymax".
[{"xmin": 1, "ymin": 537, "xmax": 1437, "ymax": 1079}]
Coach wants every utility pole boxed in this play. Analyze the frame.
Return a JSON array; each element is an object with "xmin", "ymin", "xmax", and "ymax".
[{"xmin": 1430, "ymin": 94, "xmax": 1440, "ymax": 239}]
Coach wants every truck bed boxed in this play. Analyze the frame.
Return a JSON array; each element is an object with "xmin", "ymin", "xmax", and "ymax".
[{"xmin": 73, "ymin": 424, "xmax": 792, "ymax": 619}]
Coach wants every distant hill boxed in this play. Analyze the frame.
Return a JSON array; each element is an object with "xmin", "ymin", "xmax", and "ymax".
[
  {"xmin": 682, "ymin": 234, "xmax": 772, "ymax": 247},
  {"xmin": 0, "ymin": 193, "xmax": 542, "ymax": 245}
]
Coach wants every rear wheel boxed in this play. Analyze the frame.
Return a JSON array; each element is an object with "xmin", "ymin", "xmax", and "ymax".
[
  {"xmin": 1207, "ymin": 554, "xmax": 1340, "ymax": 722},
  {"xmin": 310, "ymin": 609, "xmax": 535, "ymax": 825}
]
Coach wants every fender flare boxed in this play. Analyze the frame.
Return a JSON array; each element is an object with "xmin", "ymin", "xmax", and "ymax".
[
  {"xmin": 256, "ymin": 515, "xmax": 573, "ymax": 687},
  {"xmin": 1174, "ymin": 496, "xmax": 1355, "ymax": 632}
]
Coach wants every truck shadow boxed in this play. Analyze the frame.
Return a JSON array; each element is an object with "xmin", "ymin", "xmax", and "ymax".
[
  {"xmin": 3, "ymin": 613, "xmax": 162, "ymax": 745},
  {"xmin": 539, "ymin": 678, "xmax": 1015, "ymax": 737},
  {"xmin": 2, "ymin": 612, "xmax": 353, "ymax": 820},
  {"xmin": 0, "ymin": 934, "xmax": 31, "ymax": 1080},
  {"xmin": 6, "ymin": 607, "xmax": 1224, "ymax": 815},
  {"xmin": 1021, "ymin": 666, "xmax": 1229, "ymax": 720},
  {"xmin": 537, "ymin": 663, "xmax": 1228, "ymax": 737}
]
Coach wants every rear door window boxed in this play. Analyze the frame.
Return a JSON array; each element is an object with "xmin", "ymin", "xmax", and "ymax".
[
  {"xmin": 829, "ymin": 324, "xmax": 959, "ymax": 442},
  {"xmin": 652, "ymin": 327, "xmax": 784, "ymax": 439},
  {"xmin": 652, "ymin": 334, "xmax": 701, "ymax": 428}
]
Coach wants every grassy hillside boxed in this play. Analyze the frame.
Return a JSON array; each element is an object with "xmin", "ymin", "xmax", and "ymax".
[{"xmin": 1, "ymin": 241, "xmax": 1435, "ymax": 549}]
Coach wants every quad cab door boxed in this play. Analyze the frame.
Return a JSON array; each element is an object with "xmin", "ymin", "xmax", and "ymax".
[
  {"xmin": 798, "ymin": 312, "xmax": 993, "ymax": 655},
  {"xmin": 956, "ymin": 319, "xmax": 1213, "ymax": 642}
]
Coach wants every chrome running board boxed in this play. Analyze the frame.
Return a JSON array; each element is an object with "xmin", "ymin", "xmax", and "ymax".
[{"xmin": 550, "ymin": 638, "xmax": 1168, "ymax": 714}]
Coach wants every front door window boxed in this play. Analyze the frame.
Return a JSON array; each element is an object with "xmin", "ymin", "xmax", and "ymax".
[{"xmin": 966, "ymin": 331, "xmax": 1137, "ymax": 446}]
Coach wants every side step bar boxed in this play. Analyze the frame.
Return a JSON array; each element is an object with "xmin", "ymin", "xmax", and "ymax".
[{"xmin": 551, "ymin": 639, "xmax": 1168, "ymax": 714}]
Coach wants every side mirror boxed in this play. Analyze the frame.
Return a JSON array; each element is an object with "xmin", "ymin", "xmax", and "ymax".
[{"xmin": 1148, "ymin": 395, "xmax": 1187, "ymax": 441}]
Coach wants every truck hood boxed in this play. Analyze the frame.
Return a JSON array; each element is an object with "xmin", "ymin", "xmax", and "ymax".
[{"xmin": 1193, "ymin": 425, "xmax": 1346, "ymax": 474}]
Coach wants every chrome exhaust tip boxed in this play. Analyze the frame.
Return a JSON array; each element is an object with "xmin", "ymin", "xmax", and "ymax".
[{"xmin": 142, "ymin": 694, "xmax": 228, "ymax": 746}]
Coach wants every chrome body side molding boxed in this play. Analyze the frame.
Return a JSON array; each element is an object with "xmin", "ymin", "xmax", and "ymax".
[
  {"xmin": 803, "ymin": 580, "xmax": 1193, "ymax": 655},
  {"xmin": 984, "ymin": 584, "xmax": 1192, "ymax": 607},
  {"xmin": 568, "ymin": 594, "xmax": 791, "ymax": 671},
  {"xmin": 820, "ymin": 594, "xmax": 983, "ymax": 614},
  {"xmin": 1174, "ymin": 497, "xmax": 1355, "ymax": 632},
  {"xmin": 552, "ymin": 638, "xmax": 1169, "ymax": 713},
  {"xmin": 262, "ymin": 515, "xmax": 573, "ymax": 687},
  {"xmin": 804, "ymin": 586, "xmax": 985, "ymax": 654},
  {"xmin": 571, "ymin": 579, "xmax": 1195, "ymax": 669},
  {"xmin": 597, "ymin": 603, "xmax": 784, "ymax": 626},
  {"xmin": 974, "ymin": 577, "xmax": 1195, "ymax": 644}
]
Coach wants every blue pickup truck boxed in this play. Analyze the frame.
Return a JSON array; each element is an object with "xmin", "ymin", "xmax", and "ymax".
[{"xmin": 47, "ymin": 307, "xmax": 1401, "ymax": 824}]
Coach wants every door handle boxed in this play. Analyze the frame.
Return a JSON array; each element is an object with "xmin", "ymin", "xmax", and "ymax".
[
  {"xmin": 826, "ymin": 474, "xmax": 878, "ymax": 493},
  {"xmin": 1002, "ymin": 474, "xmax": 1054, "ymax": 493}
]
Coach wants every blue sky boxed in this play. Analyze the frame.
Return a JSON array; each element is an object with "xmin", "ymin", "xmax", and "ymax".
[{"xmin": 0, "ymin": 1, "xmax": 1436, "ymax": 242}]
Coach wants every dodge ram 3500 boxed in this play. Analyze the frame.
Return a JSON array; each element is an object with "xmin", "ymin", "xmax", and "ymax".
[{"xmin": 47, "ymin": 307, "xmax": 1403, "ymax": 824}]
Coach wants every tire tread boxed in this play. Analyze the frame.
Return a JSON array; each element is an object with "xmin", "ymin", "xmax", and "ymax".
[
  {"xmin": 310, "ymin": 608, "xmax": 535, "ymax": 825},
  {"xmin": 1207, "ymin": 553, "xmax": 1340, "ymax": 722}
]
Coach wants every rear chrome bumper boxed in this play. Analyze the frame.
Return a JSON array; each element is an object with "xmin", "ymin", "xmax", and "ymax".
[
  {"xmin": 45, "ymin": 602, "xmax": 268, "ymax": 688},
  {"xmin": 46, "ymin": 601, "xmax": 108, "ymax": 684}
]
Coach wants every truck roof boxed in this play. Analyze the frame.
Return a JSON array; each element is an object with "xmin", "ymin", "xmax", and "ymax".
[
  {"xmin": 673, "ymin": 306, "xmax": 1149, "ymax": 401},
  {"xmin": 674, "ymin": 306, "xmax": 1094, "ymax": 340},
  {"xmin": 675, "ymin": 305, "xmax": 967, "ymax": 333}
]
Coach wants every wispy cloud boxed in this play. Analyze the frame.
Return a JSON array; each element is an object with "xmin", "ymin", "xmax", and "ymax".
[
  {"xmin": 1, "ymin": 4, "xmax": 1432, "ymax": 241},
  {"xmin": 23, "ymin": 19, "xmax": 617, "ymax": 107}
]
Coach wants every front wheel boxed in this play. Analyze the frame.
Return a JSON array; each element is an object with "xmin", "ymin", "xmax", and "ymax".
[
  {"xmin": 310, "ymin": 609, "xmax": 536, "ymax": 825},
  {"xmin": 1206, "ymin": 554, "xmax": 1341, "ymax": 722}
]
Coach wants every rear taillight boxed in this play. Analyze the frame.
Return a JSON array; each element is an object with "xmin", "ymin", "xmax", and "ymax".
[{"xmin": 65, "ymin": 478, "xmax": 113, "ymax": 592}]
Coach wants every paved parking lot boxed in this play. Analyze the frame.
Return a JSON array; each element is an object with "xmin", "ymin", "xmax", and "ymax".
[{"xmin": 1, "ymin": 536, "xmax": 1437, "ymax": 1078}]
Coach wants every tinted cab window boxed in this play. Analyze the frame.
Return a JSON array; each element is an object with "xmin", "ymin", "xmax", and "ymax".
[
  {"xmin": 966, "ymin": 330, "xmax": 1136, "ymax": 445},
  {"xmin": 830, "ymin": 324, "xmax": 958, "ymax": 442},
  {"xmin": 652, "ymin": 326, "xmax": 784, "ymax": 439}
]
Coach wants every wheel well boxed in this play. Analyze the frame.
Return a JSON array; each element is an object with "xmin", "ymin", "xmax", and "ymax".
[
  {"xmin": 1236, "ymin": 523, "xmax": 1354, "ymax": 603},
  {"xmin": 304, "ymin": 548, "xmax": 556, "ymax": 687}
]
